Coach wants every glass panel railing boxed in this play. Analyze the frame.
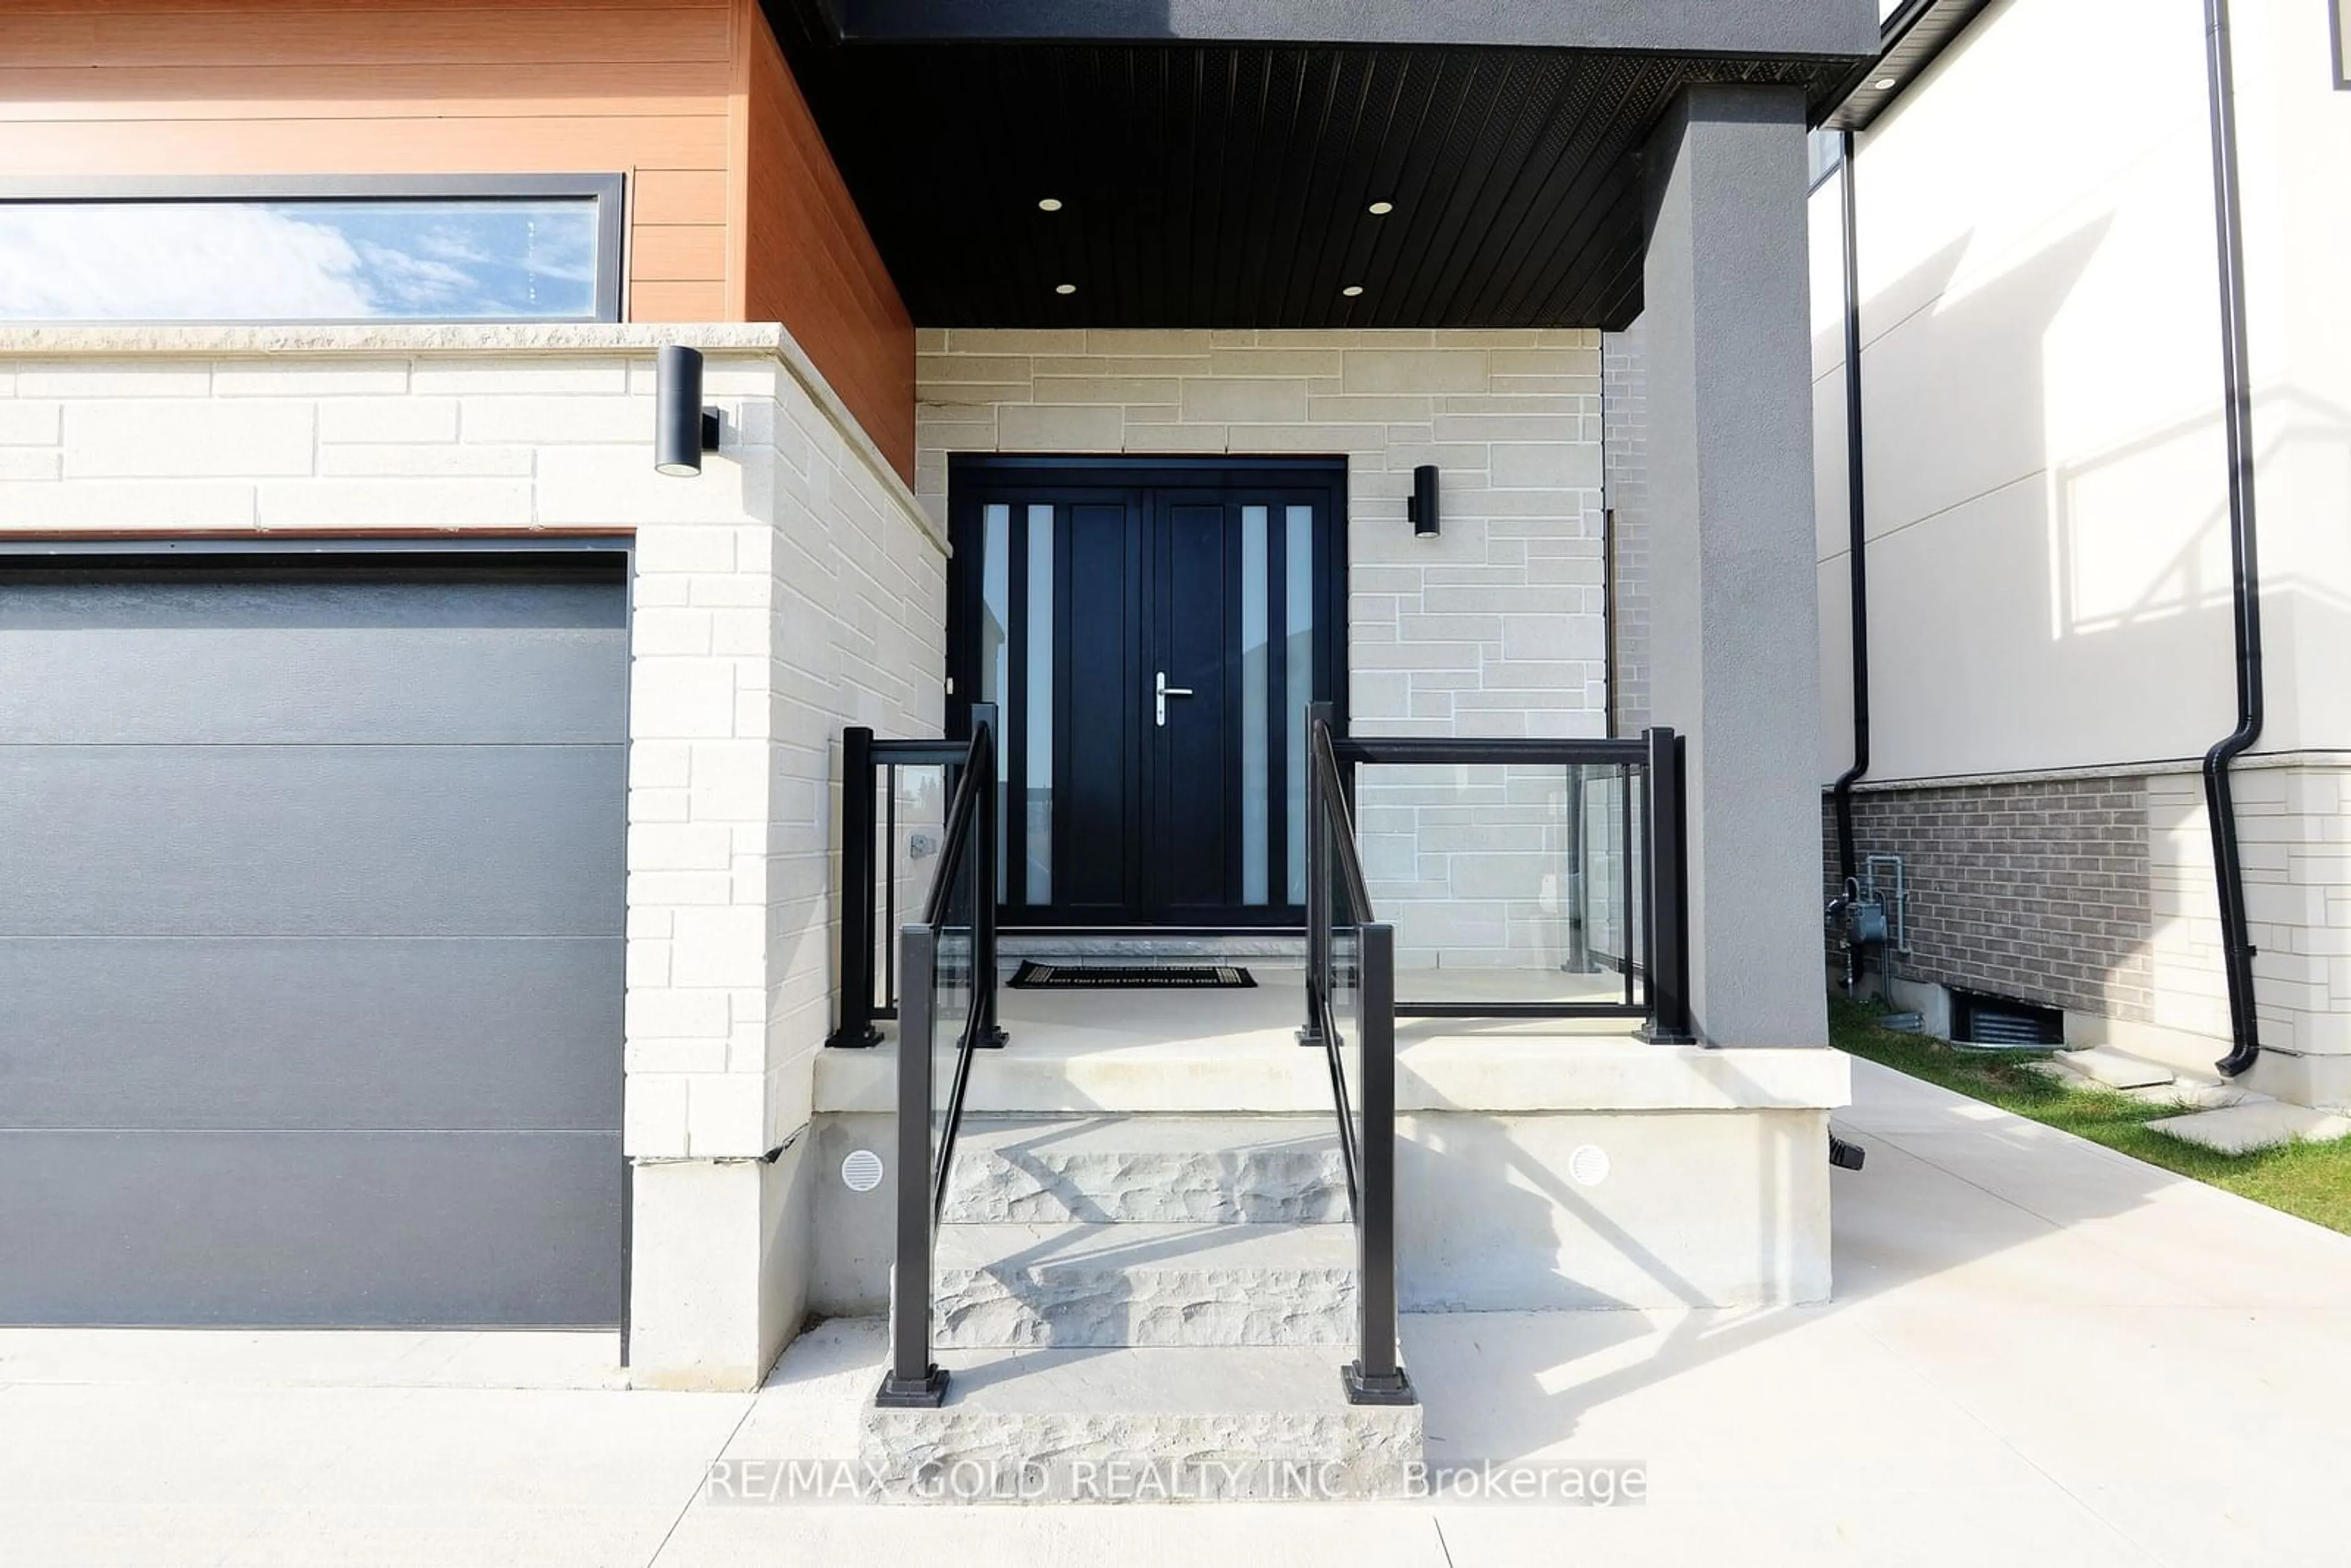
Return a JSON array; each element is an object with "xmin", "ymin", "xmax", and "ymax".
[
  {"xmin": 877, "ymin": 716, "xmax": 998, "ymax": 1410},
  {"xmin": 927, "ymin": 782, "xmax": 980, "ymax": 1217},
  {"xmin": 1326, "ymin": 732, "xmax": 1685, "ymax": 1028},
  {"xmin": 1351, "ymin": 756, "xmax": 1649, "ymax": 1016}
]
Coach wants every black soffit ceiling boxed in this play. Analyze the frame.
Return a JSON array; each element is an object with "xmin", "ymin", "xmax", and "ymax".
[
  {"xmin": 1824, "ymin": 0, "xmax": 1993, "ymax": 132},
  {"xmin": 766, "ymin": 7, "xmax": 1854, "ymax": 330}
]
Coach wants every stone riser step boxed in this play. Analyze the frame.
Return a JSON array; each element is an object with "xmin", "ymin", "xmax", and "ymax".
[
  {"xmin": 860, "ymin": 1346, "xmax": 1421, "ymax": 1502},
  {"xmin": 934, "ymin": 1221, "xmax": 1357, "ymax": 1349},
  {"xmin": 941, "ymin": 1116, "xmax": 1349, "ymax": 1225}
]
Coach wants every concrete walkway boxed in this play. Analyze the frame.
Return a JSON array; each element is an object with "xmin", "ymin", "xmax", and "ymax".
[{"xmin": 4, "ymin": 1057, "xmax": 2348, "ymax": 1566}]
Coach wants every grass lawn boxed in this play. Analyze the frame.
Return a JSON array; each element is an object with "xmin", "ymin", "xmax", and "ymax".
[{"xmin": 1830, "ymin": 999, "xmax": 2351, "ymax": 1237}]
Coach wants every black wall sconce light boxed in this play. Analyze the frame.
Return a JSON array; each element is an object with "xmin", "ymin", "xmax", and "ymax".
[
  {"xmin": 1409, "ymin": 463, "xmax": 1441, "ymax": 538},
  {"xmin": 654, "ymin": 345, "xmax": 722, "ymax": 477}
]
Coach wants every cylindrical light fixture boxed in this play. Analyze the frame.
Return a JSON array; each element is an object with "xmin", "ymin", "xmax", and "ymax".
[
  {"xmin": 654, "ymin": 345, "xmax": 721, "ymax": 476},
  {"xmin": 1409, "ymin": 463, "xmax": 1441, "ymax": 538}
]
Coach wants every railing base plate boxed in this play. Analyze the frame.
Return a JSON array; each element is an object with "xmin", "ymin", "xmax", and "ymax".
[
  {"xmin": 874, "ymin": 1366, "xmax": 950, "ymax": 1409},
  {"xmin": 1636, "ymin": 1022, "xmax": 1698, "ymax": 1046},
  {"xmin": 1295, "ymin": 1026, "xmax": 1324, "ymax": 1048},
  {"xmin": 973, "ymin": 1026, "xmax": 1010, "ymax": 1051},
  {"xmin": 1341, "ymin": 1362, "xmax": 1416, "ymax": 1408},
  {"xmin": 825, "ymin": 1026, "xmax": 884, "ymax": 1050}
]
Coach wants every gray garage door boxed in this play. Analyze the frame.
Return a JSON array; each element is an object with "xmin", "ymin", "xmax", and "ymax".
[{"xmin": 0, "ymin": 555, "xmax": 627, "ymax": 1327}]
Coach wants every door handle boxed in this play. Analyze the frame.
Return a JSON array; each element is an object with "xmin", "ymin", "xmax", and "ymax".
[{"xmin": 1155, "ymin": 670, "xmax": 1194, "ymax": 727}]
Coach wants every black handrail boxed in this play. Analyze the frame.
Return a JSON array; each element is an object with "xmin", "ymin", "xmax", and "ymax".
[
  {"xmin": 924, "ymin": 724, "xmax": 995, "ymax": 1229},
  {"xmin": 1304, "ymin": 716, "xmax": 1365, "ymax": 1218},
  {"xmin": 876, "ymin": 715, "xmax": 999, "ymax": 1411},
  {"xmin": 1303, "ymin": 710, "xmax": 1412, "ymax": 1408}
]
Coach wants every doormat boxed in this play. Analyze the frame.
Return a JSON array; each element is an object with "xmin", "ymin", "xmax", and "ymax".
[{"xmin": 1009, "ymin": 961, "xmax": 1256, "ymax": 989}]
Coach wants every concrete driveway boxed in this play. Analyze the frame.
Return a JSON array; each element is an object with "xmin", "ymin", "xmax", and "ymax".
[{"xmin": 4, "ymin": 1056, "xmax": 2347, "ymax": 1566}]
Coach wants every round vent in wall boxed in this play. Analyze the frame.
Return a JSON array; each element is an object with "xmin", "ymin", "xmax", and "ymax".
[{"xmin": 841, "ymin": 1149, "xmax": 885, "ymax": 1192}]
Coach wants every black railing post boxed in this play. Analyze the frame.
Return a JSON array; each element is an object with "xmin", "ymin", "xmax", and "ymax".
[
  {"xmin": 1344, "ymin": 921, "xmax": 1413, "ymax": 1406},
  {"xmin": 828, "ymin": 726, "xmax": 881, "ymax": 1049},
  {"xmin": 971, "ymin": 703, "xmax": 1007, "ymax": 1049},
  {"xmin": 1298, "ymin": 702, "xmax": 1333, "ymax": 1048},
  {"xmin": 1620, "ymin": 761, "xmax": 1638, "ymax": 1008},
  {"xmin": 876, "ymin": 925, "xmax": 948, "ymax": 1408},
  {"xmin": 1638, "ymin": 727, "xmax": 1696, "ymax": 1045}
]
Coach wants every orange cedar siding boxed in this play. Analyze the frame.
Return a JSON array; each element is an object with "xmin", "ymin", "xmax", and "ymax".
[
  {"xmin": 0, "ymin": 3, "xmax": 735, "ymax": 321},
  {"xmin": 734, "ymin": 0, "xmax": 917, "ymax": 480}
]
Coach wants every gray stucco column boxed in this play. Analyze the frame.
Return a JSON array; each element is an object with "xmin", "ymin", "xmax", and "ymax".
[{"xmin": 1640, "ymin": 86, "xmax": 1827, "ymax": 1049}]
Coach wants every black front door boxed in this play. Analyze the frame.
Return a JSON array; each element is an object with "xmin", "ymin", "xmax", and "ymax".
[{"xmin": 949, "ymin": 458, "xmax": 1346, "ymax": 929}]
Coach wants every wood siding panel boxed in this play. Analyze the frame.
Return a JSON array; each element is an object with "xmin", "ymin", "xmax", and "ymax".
[
  {"xmin": 630, "ymin": 168, "xmax": 727, "ymax": 226},
  {"xmin": 0, "ymin": 66, "xmax": 730, "ymax": 121},
  {"xmin": 6, "ymin": 1, "xmax": 727, "ymax": 11},
  {"xmin": 9, "ymin": 12, "xmax": 733, "ymax": 69},
  {"xmin": 629, "ymin": 280, "xmax": 729, "ymax": 320},
  {"xmin": 0, "ymin": 2, "xmax": 733, "ymax": 321},
  {"xmin": 630, "ymin": 225, "xmax": 729, "ymax": 283},
  {"xmin": 738, "ymin": 4, "xmax": 914, "ymax": 478}
]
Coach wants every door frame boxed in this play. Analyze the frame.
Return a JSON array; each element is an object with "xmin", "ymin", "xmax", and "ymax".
[{"xmin": 945, "ymin": 454, "xmax": 1351, "ymax": 931}]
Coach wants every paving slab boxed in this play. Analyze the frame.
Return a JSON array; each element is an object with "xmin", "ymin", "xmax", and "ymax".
[
  {"xmin": 2146, "ymin": 1100, "xmax": 2351, "ymax": 1153},
  {"xmin": 2056, "ymin": 1046, "xmax": 2177, "ymax": 1090}
]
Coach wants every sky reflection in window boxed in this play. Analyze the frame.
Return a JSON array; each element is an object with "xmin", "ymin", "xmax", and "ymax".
[{"xmin": 0, "ymin": 199, "xmax": 602, "ymax": 322}]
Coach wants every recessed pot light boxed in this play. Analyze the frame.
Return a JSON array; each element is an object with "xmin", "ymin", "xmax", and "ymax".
[
  {"xmin": 1341, "ymin": 285, "xmax": 1364, "ymax": 297},
  {"xmin": 1873, "ymin": 76, "xmax": 1897, "ymax": 90},
  {"xmin": 1038, "ymin": 197, "xmax": 1064, "ymax": 211},
  {"xmin": 1368, "ymin": 201, "xmax": 1394, "ymax": 215},
  {"xmin": 1055, "ymin": 283, "xmax": 1078, "ymax": 294}
]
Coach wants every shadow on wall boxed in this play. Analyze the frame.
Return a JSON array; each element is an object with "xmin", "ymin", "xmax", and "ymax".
[
  {"xmin": 1857, "ymin": 207, "xmax": 2351, "ymax": 773},
  {"xmin": 1833, "ymin": 199, "xmax": 2351, "ymax": 1038}
]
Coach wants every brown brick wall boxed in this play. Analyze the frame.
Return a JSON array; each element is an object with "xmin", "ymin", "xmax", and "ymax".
[{"xmin": 1822, "ymin": 775, "xmax": 2155, "ymax": 1021}]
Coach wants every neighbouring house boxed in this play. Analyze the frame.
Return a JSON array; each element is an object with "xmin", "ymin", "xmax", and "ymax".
[
  {"xmin": 1812, "ymin": 0, "xmax": 2351, "ymax": 1115},
  {"xmin": 0, "ymin": 0, "xmax": 1882, "ymax": 1491}
]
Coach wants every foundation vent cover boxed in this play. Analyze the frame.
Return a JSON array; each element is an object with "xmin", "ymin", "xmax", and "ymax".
[{"xmin": 1951, "ymin": 988, "xmax": 2064, "ymax": 1049}]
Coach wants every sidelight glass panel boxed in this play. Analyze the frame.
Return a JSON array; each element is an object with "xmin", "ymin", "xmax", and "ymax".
[
  {"xmin": 980, "ymin": 504, "xmax": 1010, "ymax": 901},
  {"xmin": 1241, "ymin": 506, "xmax": 1270, "ymax": 906},
  {"xmin": 1285, "ymin": 505, "xmax": 1315, "ymax": 905},
  {"xmin": 1026, "ymin": 505, "xmax": 1054, "ymax": 906}
]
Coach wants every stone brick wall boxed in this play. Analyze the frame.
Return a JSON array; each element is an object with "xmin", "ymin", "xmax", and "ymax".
[
  {"xmin": 2150, "ymin": 765, "xmax": 2351, "ymax": 1076},
  {"xmin": 0, "ymin": 327, "xmax": 947, "ymax": 1160},
  {"xmin": 914, "ymin": 327, "xmax": 1609, "ymax": 969},
  {"xmin": 1826, "ymin": 762, "xmax": 2351, "ymax": 1106},
  {"xmin": 1602, "ymin": 318, "xmax": 1650, "ymax": 736},
  {"xmin": 1823, "ymin": 775, "xmax": 2156, "ymax": 1021}
]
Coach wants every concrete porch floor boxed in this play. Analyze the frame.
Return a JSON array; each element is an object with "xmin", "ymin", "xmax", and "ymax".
[
  {"xmin": 6, "ymin": 1057, "xmax": 2350, "ymax": 1566},
  {"xmin": 816, "ymin": 969, "xmax": 1845, "ymax": 1114}
]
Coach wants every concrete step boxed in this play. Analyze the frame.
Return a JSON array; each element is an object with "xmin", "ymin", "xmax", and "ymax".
[
  {"xmin": 861, "ymin": 1344, "xmax": 1420, "ymax": 1501},
  {"xmin": 934, "ymin": 1221, "xmax": 1356, "ymax": 1348},
  {"xmin": 2055, "ymin": 1046, "xmax": 2177, "ymax": 1091},
  {"xmin": 940, "ymin": 1116, "xmax": 1349, "ymax": 1225}
]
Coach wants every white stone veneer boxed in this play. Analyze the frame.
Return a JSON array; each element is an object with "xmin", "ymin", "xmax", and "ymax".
[{"xmin": 0, "ymin": 323, "xmax": 948, "ymax": 1386}]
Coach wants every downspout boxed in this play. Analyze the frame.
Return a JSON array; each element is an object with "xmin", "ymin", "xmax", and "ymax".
[
  {"xmin": 1828, "ymin": 130, "xmax": 1871, "ymax": 891},
  {"xmin": 2197, "ymin": 0, "xmax": 2266, "ymax": 1078}
]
